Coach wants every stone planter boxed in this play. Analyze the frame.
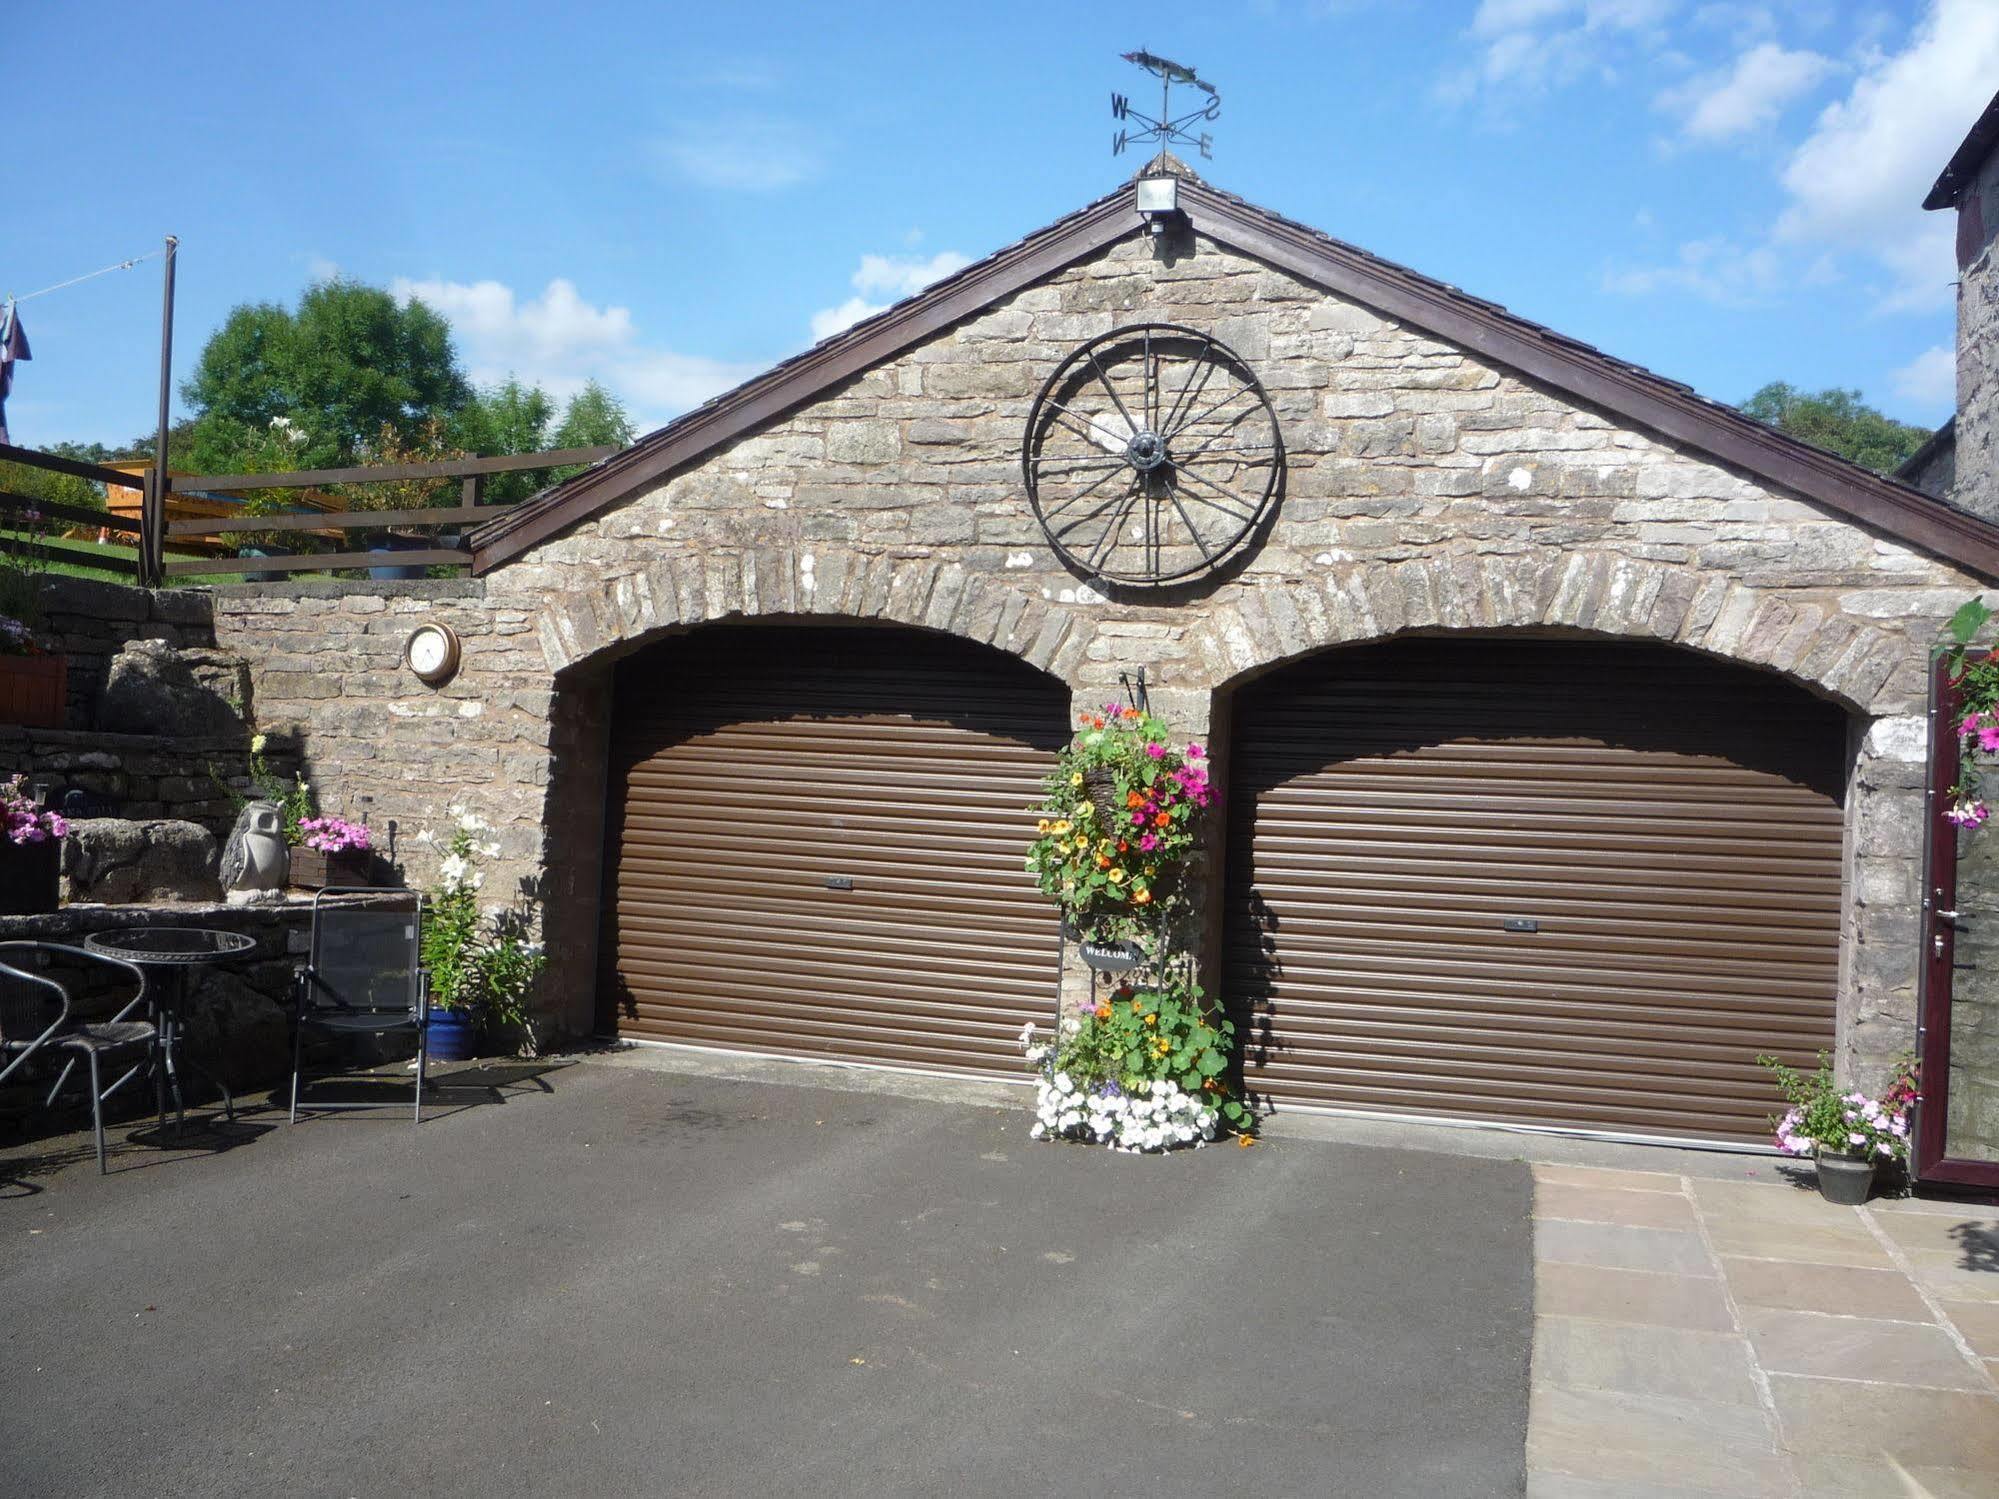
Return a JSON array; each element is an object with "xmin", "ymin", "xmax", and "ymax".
[
  {"xmin": 1815, "ymin": 1150, "xmax": 1876, "ymax": 1205},
  {"xmin": 289, "ymin": 846, "xmax": 375, "ymax": 891},
  {"xmin": 0, "ymin": 836, "xmax": 62, "ymax": 915},
  {"xmin": 0, "ymin": 653, "xmax": 66, "ymax": 728}
]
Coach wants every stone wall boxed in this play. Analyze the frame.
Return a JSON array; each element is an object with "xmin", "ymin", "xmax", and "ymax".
[
  {"xmin": 0, "ymin": 726, "xmax": 263, "ymax": 838},
  {"xmin": 167, "ymin": 226, "xmax": 1998, "ymax": 1101},
  {"xmin": 1956, "ymin": 146, "xmax": 1999, "ymax": 523},
  {"xmin": 477, "ymin": 230, "xmax": 1986, "ymax": 1087},
  {"xmin": 31, "ymin": 575, "xmax": 218, "ymax": 729}
]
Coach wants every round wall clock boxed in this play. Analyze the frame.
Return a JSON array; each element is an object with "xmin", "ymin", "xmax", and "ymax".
[
  {"xmin": 404, "ymin": 622, "xmax": 462, "ymax": 685},
  {"xmin": 1023, "ymin": 323, "xmax": 1284, "ymax": 586}
]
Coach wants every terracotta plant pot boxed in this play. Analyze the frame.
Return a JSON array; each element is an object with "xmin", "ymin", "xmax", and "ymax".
[
  {"xmin": 0, "ymin": 836, "xmax": 61, "ymax": 915},
  {"xmin": 0, "ymin": 654, "xmax": 67, "ymax": 729},
  {"xmin": 1815, "ymin": 1151, "xmax": 1876, "ymax": 1206}
]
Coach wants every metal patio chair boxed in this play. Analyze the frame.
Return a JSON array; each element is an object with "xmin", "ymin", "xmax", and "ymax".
[
  {"xmin": 289, "ymin": 888, "xmax": 430, "ymax": 1123},
  {"xmin": 0, "ymin": 941, "xmax": 163, "ymax": 1174}
]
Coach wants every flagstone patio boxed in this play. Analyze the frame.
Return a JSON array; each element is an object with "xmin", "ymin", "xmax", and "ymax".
[{"xmin": 1526, "ymin": 1161, "xmax": 1999, "ymax": 1498}]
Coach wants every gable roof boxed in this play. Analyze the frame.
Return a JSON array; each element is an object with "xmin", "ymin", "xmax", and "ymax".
[
  {"xmin": 471, "ymin": 173, "xmax": 1999, "ymax": 580},
  {"xmin": 1925, "ymin": 88, "xmax": 1999, "ymax": 211}
]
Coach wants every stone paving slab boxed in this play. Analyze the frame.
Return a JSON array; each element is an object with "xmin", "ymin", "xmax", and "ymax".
[{"xmin": 1528, "ymin": 1163, "xmax": 1999, "ymax": 1496}]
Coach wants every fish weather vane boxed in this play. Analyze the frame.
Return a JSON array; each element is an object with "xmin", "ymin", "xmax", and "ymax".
[{"xmin": 1112, "ymin": 50, "xmax": 1219, "ymax": 161}]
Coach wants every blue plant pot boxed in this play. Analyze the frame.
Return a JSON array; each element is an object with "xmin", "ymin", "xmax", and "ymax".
[
  {"xmin": 368, "ymin": 532, "xmax": 430, "ymax": 581},
  {"xmin": 237, "ymin": 545, "xmax": 293, "ymax": 583},
  {"xmin": 426, "ymin": 1006, "xmax": 477, "ymax": 1062}
]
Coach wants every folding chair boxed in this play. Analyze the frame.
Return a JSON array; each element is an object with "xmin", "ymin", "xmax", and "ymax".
[
  {"xmin": 0, "ymin": 942, "xmax": 162, "ymax": 1173},
  {"xmin": 289, "ymin": 889, "xmax": 429, "ymax": 1123}
]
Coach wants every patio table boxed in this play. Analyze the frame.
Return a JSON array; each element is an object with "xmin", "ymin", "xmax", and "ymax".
[{"xmin": 83, "ymin": 927, "xmax": 256, "ymax": 1135}]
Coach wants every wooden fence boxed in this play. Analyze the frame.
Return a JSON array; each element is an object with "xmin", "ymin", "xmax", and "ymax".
[{"xmin": 0, "ymin": 441, "xmax": 617, "ymax": 585}]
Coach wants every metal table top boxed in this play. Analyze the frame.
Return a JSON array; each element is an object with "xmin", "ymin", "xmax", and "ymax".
[{"xmin": 82, "ymin": 927, "xmax": 259, "ymax": 965}]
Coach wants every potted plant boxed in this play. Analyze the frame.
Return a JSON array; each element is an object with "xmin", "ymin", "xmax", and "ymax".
[
  {"xmin": 416, "ymin": 806, "xmax": 546, "ymax": 1060},
  {"xmin": 1018, "ymin": 965, "xmax": 1252, "ymax": 1150},
  {"xmin": 1, "ymin": 775, "xmax": 68, "ymax": 915},
  {"xmin": 1760, "ymin": 1052, "xmax": 1915, "ymax": 1204},
  {"xmin": 291, "ymin": 815, "xmax": 375, "ymax": 889}
]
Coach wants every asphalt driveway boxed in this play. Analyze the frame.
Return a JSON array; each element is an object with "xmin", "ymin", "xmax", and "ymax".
[{"xmin": 0, "ymin": 1056, "xmax": 1531, "ymax": 1498}]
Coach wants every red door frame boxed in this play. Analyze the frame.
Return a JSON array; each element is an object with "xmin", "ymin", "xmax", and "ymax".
[{"xmin": 1916, "ymin": 655, "xmax": 1999, "ymax": 1190}]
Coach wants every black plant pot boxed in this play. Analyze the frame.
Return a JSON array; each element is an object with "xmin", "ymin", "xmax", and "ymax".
[
  {"xmin": 1815, "ymin": 1151, "xmax": 1876, "ymax": 1206},
  {"xmin": 0, "ymin": 836, "xmax": 61, "ymax": 915},
  {"xmin": 237, "ymin": 544, "xmax": 294, "ymax": 584},
  {"xmin": 368, "ymin": 531, "xmax": 431, "ymax": 581}
]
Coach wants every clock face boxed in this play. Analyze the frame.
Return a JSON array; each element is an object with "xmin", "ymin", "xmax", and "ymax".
[
  {"xmin": 1023, "ymin": 323, "xmax": 1284, "ymax": 586},
  {"xmin": 405, "ymin": 624, "xmax": 459, "ymax": 684}
]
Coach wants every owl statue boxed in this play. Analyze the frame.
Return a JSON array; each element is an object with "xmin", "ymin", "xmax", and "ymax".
[{"xmin": 221, "ymin": 799, "xmax": 290, "ymax": 903}]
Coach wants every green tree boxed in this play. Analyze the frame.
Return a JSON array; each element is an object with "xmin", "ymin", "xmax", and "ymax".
[
  {"xmin": 1740, "ymin": 382, "xmax": 1933, "ymax": 476},
  {"xmin": 181, "ymin": 279, "xmax": 468, "ymax": 473},
  {"xmin": 543, "ymin": 381, "xmax": 636, "ymax": 491},
  {"xmin": 451, "ymin": 379, "xmax": 556, "ymax": 504}
]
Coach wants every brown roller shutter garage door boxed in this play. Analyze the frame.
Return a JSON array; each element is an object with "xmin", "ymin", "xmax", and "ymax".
[
  {"xmin": 1224, "ymin": 637, "xmax": 1847, "ymax": 1144},
  {"xmin": 603, "ymin": 626, "xmax": 1068, "ymax": 1077}
]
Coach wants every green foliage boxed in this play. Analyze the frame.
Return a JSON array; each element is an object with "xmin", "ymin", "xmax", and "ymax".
[
  {"xmin": 1024, "ymin": 703, "xmax": 1215, "ymax": 944},
  {"xmin": 451, "ymin": 379, "xmax": 555, "ymax": 505},
  {"xmin": 181, "ymin": 279, "xmax": 469, "ymax": 472},
  {"xmin": 416, "ymin": 808, "xmax": 546, "ymax": 1047},
  {"xmin": 1054, "ymin": 968, "xmax": 1252, "ymax": 1130},
  {"xmin": 0, "ymin": 447, "xmax": 109, "ymax": 515},
  {"xmin": 1935, "ymin": 598, "xmax": 1999, "ymax": 818},
  {"xmin": 1758, "ymin": 1052, "xmax": 1911, "ymax": 1164},
  {"xmin": 213, "ymin": 736, "xmax": 316, "ymax": 844},
  {"xmin": 1740, "ymin": 382, "xmax": 1932, "ymax": 476}
]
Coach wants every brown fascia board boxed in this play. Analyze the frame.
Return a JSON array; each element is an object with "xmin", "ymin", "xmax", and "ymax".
[
  {"xmin": 475, "ymin": 173, "xmax": 1999, "ymax": 582},
  {"xmin": 470, "ymin": 186, "xmax": 1140, "ymax": 571},
  {"xmin": 1924, "ymin": 89, "xmax": 1999, "ymax": 211}
]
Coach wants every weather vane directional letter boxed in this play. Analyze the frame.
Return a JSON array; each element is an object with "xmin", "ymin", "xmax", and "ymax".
[{"xmin": 1112, "ymin": 50, "xmax": 1219, "ymax": 161}]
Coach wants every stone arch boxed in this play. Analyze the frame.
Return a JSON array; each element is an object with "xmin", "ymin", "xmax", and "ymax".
[
  {"xmin": 534, "ymin": 546, "xmax": 1096, "ymax": 681},
  {"xmin": 1188, "ymin": 550, "xmax": 1912, "ymax": 715}
]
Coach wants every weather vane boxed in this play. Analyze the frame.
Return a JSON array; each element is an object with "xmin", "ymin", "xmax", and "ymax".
[{"xmin": 1112, "ymin": 50, "xmax": 1220, "ymax": 161}]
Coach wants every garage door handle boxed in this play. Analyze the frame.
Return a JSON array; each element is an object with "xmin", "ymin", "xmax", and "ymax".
[{"xmin": 824, "ymin": 875, "xmax": 854, "ymax": 891}]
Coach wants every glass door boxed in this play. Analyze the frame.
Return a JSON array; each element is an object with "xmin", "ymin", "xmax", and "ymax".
[{"xmin": 1917, "ymin": 655, "xmax": 1999, "ymax": 1188}]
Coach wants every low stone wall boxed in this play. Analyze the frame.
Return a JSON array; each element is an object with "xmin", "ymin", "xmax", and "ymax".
[
  {"xmin": 0, "ymin": 725, "xmax": 276, "ymax": 841},
  {"xmin": 31, "ymin": 576, "xmax": 218, "ymax": 729}
]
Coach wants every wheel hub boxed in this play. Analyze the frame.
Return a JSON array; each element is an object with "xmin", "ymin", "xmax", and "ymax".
[{"xmin": 1125, "ymin": 429, "xmax": 1168, "ymax": 473}]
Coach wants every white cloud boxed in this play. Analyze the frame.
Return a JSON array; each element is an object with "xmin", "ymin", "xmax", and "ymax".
[
  {"xmin": 809, "ymin": 250, "xmax": 972, "ymax": 342},
  {"xmin": 1602, "ymin": 235, "xmax": 1788, "ymax": 304},
  {"xmin": 305, "ymin": 254, "xmax": 341, "ymax": 283},
  {"xmin": 1891, "ymin": 344, "xmax": 1957, "ymax": 408},
  {"xmin": 392, "ymin": 275, "xmax": 759, "ymax": 430},
  {"xmin": 1774, "ymin": 0, "xmax": 1999, "ymax": 309},
  {"xmin": 1446, "ymin": 0, "xmax": 1679, "ymax": 97},
  {"xmin": 1656, "ymin": 42, "xmax": 1835, "ymax": 143},
  {"xmin": 652, "ymin": 114, "xmax": 819, "ymax": 192}
]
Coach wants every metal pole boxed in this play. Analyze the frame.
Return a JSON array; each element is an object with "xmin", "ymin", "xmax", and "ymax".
[{"xmin": 145, "ymin": 235, "xmax": 178, "ymax": 588}]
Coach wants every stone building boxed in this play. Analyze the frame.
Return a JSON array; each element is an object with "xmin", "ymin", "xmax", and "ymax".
[
  {"xmin": 1911, "ymin": 89, "xmax": 1999, "ymax": 517},
  {"xmin": 206, "ymin": 157, "xmax": 1999, "ymax": 1152}
]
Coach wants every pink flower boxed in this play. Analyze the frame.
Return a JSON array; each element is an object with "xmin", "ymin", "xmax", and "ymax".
[
  {"xmin": 1948, "ymin": 799, "xmax": 1990, "ymax": 829},
  {"xmin": 1130, "ymin": 810, "xmax": 1147, "ymax": 826},
  {"xmin": 1138, "ymin": 833, "xmax": 1159, "ymax": 851},
  {"xmin": 1185, "ymin": 744, "xmax": 1204, "ymax": 759},
  {"xmin": 1978, "ymin": 725, "xmax": 1999, "ymax": 753},
  {"xmin": 1144, "ymin": 743, "xmax": 1165, "ymax": 759}
]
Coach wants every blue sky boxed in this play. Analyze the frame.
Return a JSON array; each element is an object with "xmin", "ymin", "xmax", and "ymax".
[{"xmin": 8, "ymin": 0, "xmax": 1991, "ymax": 451}]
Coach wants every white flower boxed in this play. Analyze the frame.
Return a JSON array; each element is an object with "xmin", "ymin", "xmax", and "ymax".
[
  {"xmin": 249, "ymin": 733, "xmax": 267, "ymax": 754},
  {"xmin": 415, "ymin": 828, "xmax": 436, "ymax": 846},
  {"xmin": 1060, "ymin": 1016, "xmax": 1080, "ymax": 1037},
  {"xmin": 1053, "ymin": 1072, "xmax": 1073, "ymax": 1095}
]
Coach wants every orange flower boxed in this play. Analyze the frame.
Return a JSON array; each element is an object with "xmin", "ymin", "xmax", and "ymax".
[
  {"xmin": 1154, "ymin": 812, "xmax": 1170, "ymax": 828},
  {"xmin": 1125, "ymin": 791, "xmax": 1144, "ymax": 809},
  {"xmin": 1095, "ymin": 1002, "xmax": 1112, "ymax": 1021},
  {"xmin": 1095, "ymin": 854, "xmax": 1110, "ymax": 869},
  {"xmin": 1237, "ymin": 1134, "xmax": 1256, "ymax": 1149},
  {"xmin": 1117, "ymin": 840, "xmax": 1128, "ymax": 852}
]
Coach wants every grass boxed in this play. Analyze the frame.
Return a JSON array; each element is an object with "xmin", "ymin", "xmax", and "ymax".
[{"xmin": 3, "ymin": 528, "xmax": 246, "ymax": 587}]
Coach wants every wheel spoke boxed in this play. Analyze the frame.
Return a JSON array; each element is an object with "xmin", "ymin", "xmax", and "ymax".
[
  {"xmin": 1163, "ymin": 473, "xmax": 1217, "ymax": 565},
  {"xmin": 1086, "ymin": 479, "xmax": 1143, "ymax": 570},
  {"xmin": 1086, "ymin": 347, "xmax": 1141, "ymax": 436},
  {"xmin": 1038, "ymin": 461, "xmax": 1129, "ymax": 522},
  {"xmin": 1160, "ymin": 335, "xmax": 1217, "ymax": 434},
  {"xmin": 1166, "ymin": 382, "xmax": 1253, "ymax": 443},
  {"xmin": 1173, "ymin": 464, "xmax": 1262, "ymax": 522},
  {"xmin": 1172, "ymin": 406, "xmax": 1266, "ymax": 465}
]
